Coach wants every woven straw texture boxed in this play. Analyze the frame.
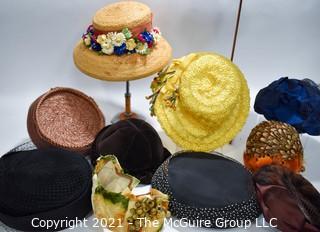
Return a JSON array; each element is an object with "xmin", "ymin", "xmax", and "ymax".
[
  {"xmin": 74, "ymin": 38, "xmax": 172, "ymax": 81},
  {"xmin": 27, "ymin": 87, "xmax": 105, "ymax": 154},
  {"xmin": 154, "ymin": 52, "xmax": 250, "ymax": 151},
  {"xmin": 93, "ymin": 1, "xmax": 151, "ymax": 32},
  {"xmin": 73, "ymin": 1, "xmax": 172, "ymax": 81}
]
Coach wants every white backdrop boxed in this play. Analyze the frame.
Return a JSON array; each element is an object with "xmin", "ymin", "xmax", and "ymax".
[{"xmin": 0, "ymin": 1, "xmax": 320, "ymax": 232}]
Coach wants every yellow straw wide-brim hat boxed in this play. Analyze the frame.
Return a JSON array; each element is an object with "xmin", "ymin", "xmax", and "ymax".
[
  {"xmin": 73, "ymin": 1, "xmax": 172, "ymax": 81},
  {"xmin": 149, "ymin": 52, "xmax": 250, "ymax": 151}
]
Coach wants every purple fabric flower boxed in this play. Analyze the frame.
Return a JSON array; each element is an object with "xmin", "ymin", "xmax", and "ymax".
[
  {"xmin": 87, "ymin": 25, "xmax": 94, "ymax": 34},
  {"xmin": 254, "ymin": 77, "xmax": 320, "ymax": 135},
  {"xmin": 90, "ymin": 40, "xmax": 101, "ymax": 51}
]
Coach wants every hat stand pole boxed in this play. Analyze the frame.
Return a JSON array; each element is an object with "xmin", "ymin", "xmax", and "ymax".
[
  {"xmin": 124, "ymin": 81, "xmax": 132, "ymax": 116},
  {"xmin": 111, "ymin": 81, "xmax": 145, "ymax": 123},
  {"xmin": 230, "ymin": 0, "xmax": 243, "ymax": 144},
  {"xmin": 230, "ymin": 0, "xmax": 242, "ymax": 62}
]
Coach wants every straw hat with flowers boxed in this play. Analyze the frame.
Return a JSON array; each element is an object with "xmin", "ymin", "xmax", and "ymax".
[
  {"xmin": 73, "ymin": 1, "xmax": 172, "ymax": 81},
  {"xmin": 147, "ymin": 52, "xmax": 250, "ymax": 152}
]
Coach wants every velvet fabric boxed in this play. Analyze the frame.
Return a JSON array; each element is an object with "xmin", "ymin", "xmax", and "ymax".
[
  {"xmin": 254, "ymin": 165, "xmax": 320, "ymax": 232},
  {"xmin": 0, "ymin": 147, "xmax": 92, "ymax": 231},
  {"xmin": 91, "ymin": 119, "xmax": 171, "ymax": 184},
  {"xmin": 254, "ymin": 77, "xmax": 320, "ymax": 135}
]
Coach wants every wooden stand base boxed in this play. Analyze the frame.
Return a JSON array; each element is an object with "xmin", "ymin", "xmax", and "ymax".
[
  {"xmin": 111, "ymin": 111, "xmax": 145, "ymax": 123},
  {"xmin": 111, "ymin": 81, "xmax": 145, "ymax": 123}
]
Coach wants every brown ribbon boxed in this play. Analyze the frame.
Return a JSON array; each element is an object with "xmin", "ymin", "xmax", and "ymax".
[{"xmin": 94, "ymin": 15, "xmax": 153, "ymax": 37}]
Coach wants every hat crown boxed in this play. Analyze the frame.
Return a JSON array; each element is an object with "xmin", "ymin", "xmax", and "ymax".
[
  {"xmin": 178, "ymin": 53, "xmax": 243, "ymax": 122},
  {"xmin": 93, "ymin": 119, "xmax": 163, "ymax": 167},
  {"xmin": 150, "ymin": 52, "xmax": 250, "ymax": 151},
  {"xmin": 93, "ymin": 1, "xmax": 152, "ymax": 32},
  {"xmin": 167, "ymin": 152, "xmax": 255, "ymax": 208},
  {"xmin": 0, "ymin": 149, "xmax": 91, "ymax": 216},
  {"xmin": 92, "ymin": 119, "xmax": 170, "ymax": 184},
  {"xmin": 27, "ymin": 87, "xmax": 105, "ymax": 153},
  {"xmin": 151, "ymin": 152, "xmax": 261, "ymax": 228}
]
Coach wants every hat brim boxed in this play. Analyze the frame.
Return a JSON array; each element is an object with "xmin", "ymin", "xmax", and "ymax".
[
  {"xmin": 0, "ymin": 146, "xmax": 93, "ymax": 231},
  {"xmin": 154, "ymin": 69, "xmax": 250, "ymax": 152},
  {"xmin": 0, "ymin": 182, "xmax": 92, "ymax": 232},
  {"xmin": 151, "ymin": 151, "xmax": 260, "ymax": 228},
  {"xmin": 0, "ymin": 179, "xmax": 91, "ymax": 232},
  {"xmin": 73, "ymin": 37, "xmax": 172, "ymax": 81}
]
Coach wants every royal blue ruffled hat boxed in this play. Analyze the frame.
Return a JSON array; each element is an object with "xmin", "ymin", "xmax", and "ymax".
[{"xmin": 254, "ymin": 77, "xmax": 320, "ymax": 135}]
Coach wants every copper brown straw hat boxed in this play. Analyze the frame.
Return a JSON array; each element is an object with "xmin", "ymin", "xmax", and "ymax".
[
  {"xmin": 73, "ymin": 1, "xmax": 172, "ymax": 81},
  {"xmin": 27, "ymin": 87, "xmax": 105, "ymax": 154}
]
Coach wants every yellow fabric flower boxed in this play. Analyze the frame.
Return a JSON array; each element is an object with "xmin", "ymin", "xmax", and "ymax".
[
  {"xmin": 135, "ymin": 43, "xmax": 148, "ymax": 55},
  {"xmin": 83, "ymin": 35, "xmax": 91, "ymax": 46},
  {"xmin": 125, "ymin": 39, "xmax": 137, "ymax": 51}
]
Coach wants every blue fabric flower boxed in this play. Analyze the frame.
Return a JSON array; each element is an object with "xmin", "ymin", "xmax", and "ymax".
[
  {"xmin": 141, "ymin": 31, "xmax": 154, "ymax": 45},
  {"xmin": 254, "ymin": 77, "xmax": 320, "ymax": 135},
  {"xmin": 90, "ymin": 41, "xmax": 101, "ymax": 51},
  {"xmin": 114, "ymin": 43, "xmax": 127, "ymax": 56}
]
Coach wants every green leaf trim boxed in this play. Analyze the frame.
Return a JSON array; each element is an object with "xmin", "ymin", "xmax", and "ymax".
[
  {"xmin": 146, "ymin": 67, "xmax": 176, "ymax": 116},
  {"xmin": 95, "ymin": 185, "xmax": 129, "ymax": 210}
]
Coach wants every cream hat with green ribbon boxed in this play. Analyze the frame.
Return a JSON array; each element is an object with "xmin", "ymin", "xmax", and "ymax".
[{"xmin": 147, "ymin": 52, "xmax": 250, "ymax": 151}]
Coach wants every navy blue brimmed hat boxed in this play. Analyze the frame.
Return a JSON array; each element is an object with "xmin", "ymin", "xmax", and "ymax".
[{"xmin": 0, "ymin": 142, "xmax": 92, "ymax": 231}]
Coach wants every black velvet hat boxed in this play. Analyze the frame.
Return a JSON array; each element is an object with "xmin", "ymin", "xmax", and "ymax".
[
  {"xmin": 151, "ymin": 151, "xmax": 261, "ymax": 228},
  {"xmin": 0, "ymin": 142, "xmax": 92, "ymax": 231},
  {"xmin": 91, "ymin": 119, "xmax": 171, "ymax": 184}
]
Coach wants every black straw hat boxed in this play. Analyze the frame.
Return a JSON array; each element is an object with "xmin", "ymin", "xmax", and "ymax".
[
  {"xmin": 151, "ymin": 151, "xmax": 261, "ymax": 228},
  {"xmin": 0, "ymin": 142, "xmax": 92, "ymax": 231},
  {"xmin": 91, "ymin": 119, "xmax": 171, "ymax": 184}
]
